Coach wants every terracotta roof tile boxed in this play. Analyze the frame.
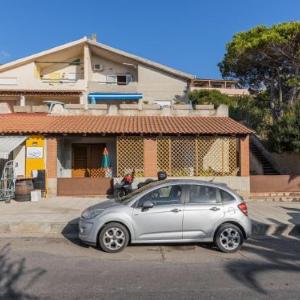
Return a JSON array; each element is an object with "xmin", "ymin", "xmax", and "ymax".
[{"xmin": 0, "ymin": 114, "xmax": 252, "ymax": 135}]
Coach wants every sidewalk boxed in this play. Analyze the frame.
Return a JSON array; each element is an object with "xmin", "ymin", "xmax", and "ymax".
[
  {"xmin": 1, "ymin": 197, "xmax": 300, "ymax": 238},
  {"xmin": 0, "ymin": 197, "xmax": 103, "ymax": 238}
]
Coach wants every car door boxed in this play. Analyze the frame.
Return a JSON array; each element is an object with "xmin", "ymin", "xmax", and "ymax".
[
  {"xmin": 183, "ymin": 184, "xmax": 225, "ymax": 240},
  {"xmin": 132, "ymin": 185, "xmax": 184, "ymax": 241}
]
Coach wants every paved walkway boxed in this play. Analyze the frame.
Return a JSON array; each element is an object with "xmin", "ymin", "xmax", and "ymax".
[{"xmin": 1, "ymin": 197, "xmax": 300, "ymax": 237}]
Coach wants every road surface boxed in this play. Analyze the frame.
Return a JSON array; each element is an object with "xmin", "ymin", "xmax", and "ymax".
[{"xmin": 0, "ymin": 236, "xmax": 300, "ymax": 299}]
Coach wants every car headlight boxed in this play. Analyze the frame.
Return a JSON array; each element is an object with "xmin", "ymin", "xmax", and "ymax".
[{"xmin": 81, "ymin": 208, "xmax": 104, "ymax": 219}]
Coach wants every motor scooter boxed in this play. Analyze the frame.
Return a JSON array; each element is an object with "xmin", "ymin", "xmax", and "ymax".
[{"xmin": 114, "ymin": 169, "xmax": 135, "ymax": 198}]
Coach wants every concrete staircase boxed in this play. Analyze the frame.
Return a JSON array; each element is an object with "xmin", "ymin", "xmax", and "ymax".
[{"xmin": 250, "ymin": 141, "xmax": 280, "ymax": 175}]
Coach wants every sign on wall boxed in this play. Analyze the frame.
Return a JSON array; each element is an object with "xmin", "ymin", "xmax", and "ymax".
[{"xmin": 26, "ymin": 147, "xmax": 44, "ymax": 159}]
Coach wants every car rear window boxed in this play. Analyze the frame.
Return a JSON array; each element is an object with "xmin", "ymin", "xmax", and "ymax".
[{"xmin": 220, "ymin": 189, "xmax": 235, "ymax": 202}]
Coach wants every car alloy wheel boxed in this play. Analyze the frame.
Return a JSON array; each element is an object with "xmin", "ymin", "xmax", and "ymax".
[
  {"xmin": 215, "ymin": 223, "xmax": 243, "ymax": 253},
  {"xmin": 219, "ymin": 228, "xmax": 240, "ymax": 250},
  {"xmin": 99, "ymin": 222, "xmax": 129, "ymax": 253}
]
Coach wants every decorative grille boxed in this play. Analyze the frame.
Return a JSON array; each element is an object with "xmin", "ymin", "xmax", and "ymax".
[
  {"xmin": 157, "ymin": 136, "xmax": 238, "ymax": 177},
  {"xmin": 197, "ymin": 136, "xmax": 238, "ymax": 176},
  {"xmin": 117, "ymin": 136, "xmax": 144, "ymax": 177},
  {"xmin": 118, "ymin": 136, "xmax": 238, "ymax": 178},
  {"xmin": 157, "ymin": 137, "xmax": 171, "ymax": 175},
  {"xmin": 170, "ymin": 137, "xmax": 196, "ymax": 176},
  {"xmin": 158, "ymin": 136, "xmax": 196, "ymax": 176}
]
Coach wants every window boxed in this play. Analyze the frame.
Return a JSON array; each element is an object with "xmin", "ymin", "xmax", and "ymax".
[
  {"xmin": 106, "ymin": 74, "xmax": 132, "ymax": 85},
  {"xmin": 117, "ymin": 75, "xmax": 127, "ymax": 85},
  {"xmin": 220, "ymin": 189, "xmax": 235, "ymax": 202},
  {"xmin": 138, "ymin": 185, "xmax": 182, "ymax": 207},
  {"xmin": 188, "ymin": 185, "xmax": 218, "ymax": 204}
]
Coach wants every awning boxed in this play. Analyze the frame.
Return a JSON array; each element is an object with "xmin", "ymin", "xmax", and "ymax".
[
  {"xmin": 0, "ymin": 136, "xmax": 27, "ymax": 159},
  {"xmin": 88, "ymin": 92, "xmax": 143, "ymax": 104}
]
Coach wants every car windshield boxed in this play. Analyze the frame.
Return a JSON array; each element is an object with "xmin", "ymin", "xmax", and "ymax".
[{"xmin": 117, "ymin": 181, "xmax": 162, "ymax": 204}]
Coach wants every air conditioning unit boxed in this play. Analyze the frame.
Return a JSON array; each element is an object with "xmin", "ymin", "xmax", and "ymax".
[{"xmin": 93, "ymin": 64, "xmax": 104, "ymax": 72}]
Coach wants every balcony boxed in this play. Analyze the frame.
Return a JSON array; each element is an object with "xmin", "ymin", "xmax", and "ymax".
[
  {"xmin": 88, "ymin": 81, "xmax": 138, "ymax": 93},
  {"xmin": 190, "ymin": 86, "xmax": 249, "ymax": 96},
  {"xmin": 191, "ymin": 79, "xmax": 249, "ymax": 96}
]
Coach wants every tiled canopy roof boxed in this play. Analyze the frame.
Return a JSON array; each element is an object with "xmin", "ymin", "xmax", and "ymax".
[{"xmin": 0, "ymin": 114, "xmax": 252, "ymax": 135}]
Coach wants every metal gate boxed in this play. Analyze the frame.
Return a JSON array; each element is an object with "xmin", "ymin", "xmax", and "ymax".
[{"xmin": 0, "ymin": 160, "xmax": 15, "ymax": 201}]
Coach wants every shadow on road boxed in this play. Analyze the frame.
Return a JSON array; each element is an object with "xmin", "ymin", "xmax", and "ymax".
[
  {"xmin": 0, "ymin": 243, "xmax": 46, "ymax": 300},
  {"xmin": 225, "ymin": 206, "xmax": 300, "ymax": 295},
  {"xmin": 62, "ymin": 218, "xmax": 89, "ymax": 249}
]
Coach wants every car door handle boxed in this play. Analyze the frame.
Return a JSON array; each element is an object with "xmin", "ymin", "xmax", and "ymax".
[
  {"xmin": 170, "ymin": 208, "xmax": 181, "ymax": 213},
  {"xmin": 210, "ymin": 207, "xmax": 221, "ymax": 211}
]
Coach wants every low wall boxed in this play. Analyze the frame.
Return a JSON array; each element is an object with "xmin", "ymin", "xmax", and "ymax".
[
  {"xmin": 115, "ymin": 176, "xmax": 250, "ymax": 197},
  {"xmin": 51, "ymin": 104, "xmax": 229, "ymax": 117},
  {"xmin": 57, "ymin": 176, "xmax": 249, "ymax": 196},
  {"xmin": 57, "ymin": 178, "xmax": 113, "ymax": 196},
  {"xmin": 251, "ymin": 175, "xmax": 300, "ymax": 193}
]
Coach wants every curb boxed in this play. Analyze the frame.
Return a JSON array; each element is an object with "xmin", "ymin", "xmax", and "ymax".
[
  {"xmin": 1, "ymin": 221, "xmax": 300, "ymax": 239},
  {"xmin": 0, "ymin": 222, "xmax": 77, "ymax": 238}
]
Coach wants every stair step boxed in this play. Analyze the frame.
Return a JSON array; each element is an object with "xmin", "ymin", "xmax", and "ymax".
[
  {"xmin": 249, "ymin": 192, "xmax": 300, "ymax": 201},
  {"xmin": 250, "ymin": 142, "xmax": 280, "ymax": 175}
]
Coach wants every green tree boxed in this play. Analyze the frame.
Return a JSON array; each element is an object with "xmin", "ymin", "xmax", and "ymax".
[
  {"xmin": 189, "ymin": 90, "xmax": 272, "ymax": 138},
  {"xmin": 268, "ymin": 101, "xmax": 300, "ymax": 152},
  {"xmin": 219, "ymin": 22, "xmax": 300, "ymax": 120},
  {"xmin": 189, "ymin": 89, "xmax": 233, "ymax": 107}
]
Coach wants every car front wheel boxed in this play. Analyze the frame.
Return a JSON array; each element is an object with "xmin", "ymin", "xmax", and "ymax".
[
  {"xmin": 99, "ymin": 222, "xmax": 129, "ymax": 253},
  {"xmin": 215, "ymin": 223, "xmax": 244, "ymax": 253}
]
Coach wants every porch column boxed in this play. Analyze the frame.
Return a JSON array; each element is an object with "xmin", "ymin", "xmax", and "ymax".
[
  {"xmin": 143, "ymin": 138, "xmax": 157, "ymax": 177},
  {"xmin": 80, "ymin": 92, "xmax": 88, "ymax": 108},
  {"xmin": 47, "ymin": 137, "xmax": 58, "ymax": 196},
  {"xmin": 240, "ymin": 135, "xmax": 250, "ymax": 176},
  {"xmin": 20, "ymin": 95, "xmax": 26, "ymax": 106}
]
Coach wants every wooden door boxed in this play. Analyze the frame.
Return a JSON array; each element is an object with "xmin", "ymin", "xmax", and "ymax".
[
  {"xmin": 89, "ymin": 144, "xmax": 105, "ymax": 177},
  {"xmin": 72, "ymin": 145, "xmax": 88, "ymax": 177},
  {"xmin": 72, "ymin": 144, "xmax": 105, "ymax": 178}
]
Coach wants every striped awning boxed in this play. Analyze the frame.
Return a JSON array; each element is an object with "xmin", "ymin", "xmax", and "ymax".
[
  {"xmin": 0, "ymin": 136, "xmax": 27, "ymax": 159},
  {"xmin": 88, "ymin": 92, "xmax": 143, "ymax": 103}
]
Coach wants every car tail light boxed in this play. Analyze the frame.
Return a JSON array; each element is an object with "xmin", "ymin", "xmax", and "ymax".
[{"xmin": 238, "ymin": 202, "xmax": 248, "ymax": 216}]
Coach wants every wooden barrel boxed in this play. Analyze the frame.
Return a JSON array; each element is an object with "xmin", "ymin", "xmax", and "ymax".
[{"xmin": 15, "ymin": 179, "xmax": 34, "ymax": 201}]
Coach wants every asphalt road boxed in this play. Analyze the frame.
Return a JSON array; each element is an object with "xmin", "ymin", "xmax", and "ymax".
[{"xmin": 0, "ymin": 236, "xmax": 300, "ymax": 300}]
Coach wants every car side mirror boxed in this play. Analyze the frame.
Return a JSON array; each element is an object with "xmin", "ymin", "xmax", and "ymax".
[{"xmin": 142, "ymin": 200, "xmax": 154, "ymax": 210}]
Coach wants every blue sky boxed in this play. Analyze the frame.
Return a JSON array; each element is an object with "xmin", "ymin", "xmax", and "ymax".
[{"xmin": 0, "ymin": 0, "xmax": 299, "ymax": 78}]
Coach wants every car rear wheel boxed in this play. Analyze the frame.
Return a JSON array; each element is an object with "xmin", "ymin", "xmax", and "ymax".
[
  {"xmin": 99, "ymin": 222, "xmax": 129, "ymax": 253},
  {"xmin": 215, "ymin": 223, "xmax": 244, "ymax": 253}
]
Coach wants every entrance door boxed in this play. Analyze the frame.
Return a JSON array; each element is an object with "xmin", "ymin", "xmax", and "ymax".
[{"xmin": 72, "ymin": 144, "xmax": 105, "ymax": 177}]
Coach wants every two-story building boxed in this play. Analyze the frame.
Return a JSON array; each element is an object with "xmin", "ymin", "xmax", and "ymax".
[
  {"xmin": 0, "ymin": 36, "xmax": 193, "ymax": 110},
  {"xmin": 0, "ymin": 37, "xmax": 252, "ymax": 198}
]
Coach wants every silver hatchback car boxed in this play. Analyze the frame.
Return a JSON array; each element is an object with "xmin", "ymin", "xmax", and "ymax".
[{"xmin": 79, "ymin": 179, "xmax": 251, "ymax": 253}]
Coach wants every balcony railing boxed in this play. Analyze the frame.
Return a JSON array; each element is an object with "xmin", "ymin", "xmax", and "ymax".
[
  {"xmin": 190, "ymin": 86, "xmax": 249, "ymax": 96},
  {"xmin": 88, "ymin": 81, "xmax": 138, "ymax": 93}
]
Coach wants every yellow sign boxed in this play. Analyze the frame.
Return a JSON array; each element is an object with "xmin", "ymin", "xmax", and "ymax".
[{"xmin": 25, "ymin": 136, "xmax": 45, "ymax": 177}]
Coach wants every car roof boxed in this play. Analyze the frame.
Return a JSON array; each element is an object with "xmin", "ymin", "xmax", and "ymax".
[{"xmin": 143, "ymin": 179, "xmax": 231, "ymax": 190}]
